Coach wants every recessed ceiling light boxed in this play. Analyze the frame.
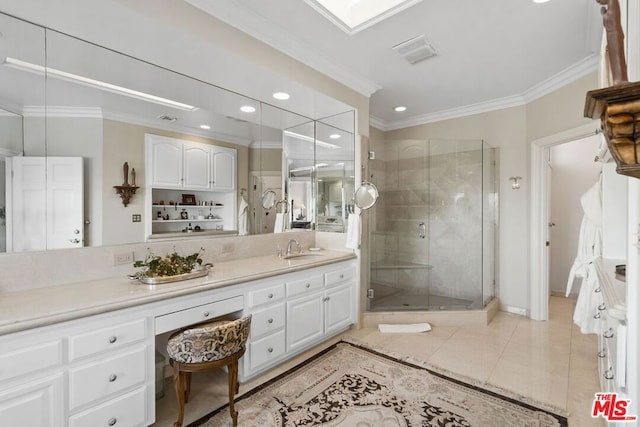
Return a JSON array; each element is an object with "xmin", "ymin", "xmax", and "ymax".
[
  {"xmin": 273, "ymin": 92, "xmax": 290, "ymax": 100},
  {"xmin": 240, "ymin": 105, "xmax": 256, "ymax": 113},
  {"xmin": 532, "ymin": 0, "xmax": 550, "ymax": 3},
  {"xmin": 200, "ymin": 124, "xmax": 211, "ymax": 130},
  {"xmin": 394, "ymin": 105, "xmax": 407, "ymax": 112},
  {"xmin": 329, "ymin": 134, "xmax": 341, "ymax": 139}
]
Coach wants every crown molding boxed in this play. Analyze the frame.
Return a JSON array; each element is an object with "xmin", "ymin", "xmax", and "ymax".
[
  {"xmin": 372, "ymin": 55, "xmax": 601, "ymax": 132},
  {"xmin": 103, "ymin": 110, "xmax": 254, "ymax": 146},
  {"xmin": 184, "ymin": 0, "xmax": 381, "ymax": 98}
]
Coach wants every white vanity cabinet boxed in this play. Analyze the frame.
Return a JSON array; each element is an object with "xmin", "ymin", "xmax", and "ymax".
[
  {"xmin": 242, "ymin": 260, "xmax": 357, "ymax": 380},
  {"xmin": 0, "ymin": 312, "xmax": 153, "ymax": 427}
]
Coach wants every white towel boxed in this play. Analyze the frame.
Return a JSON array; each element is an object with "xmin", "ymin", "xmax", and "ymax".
[
  {"xmin": 378, "ymin": 323, "xmax": 432, "ymax": 333},
  {"xmin": 274, "ymin": 213, "xmax": 284, "ymax": 233},
  {"xmin": 345, "ymin": 213, "xmax": 360, "ymax": 250},
  {"xmin": 238, "ymin": 197, "xmax": 249, "ymax": 236}
]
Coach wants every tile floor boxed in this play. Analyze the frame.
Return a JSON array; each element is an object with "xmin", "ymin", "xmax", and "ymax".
[{"xmin": 153, "ymin": 296, "xmax": 604, "ymax": 426}]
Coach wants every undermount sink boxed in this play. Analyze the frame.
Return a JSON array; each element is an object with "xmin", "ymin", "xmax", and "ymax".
[{"xmin": 281, "ymin": 252, "xmax": 324, "ymax": 260}]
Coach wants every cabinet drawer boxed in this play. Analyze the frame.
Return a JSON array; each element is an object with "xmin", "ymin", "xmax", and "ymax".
[
  {"xmin": 251, "ymin": 303, "xmax": 285, "ymax": 339},
  {"xmin": 286, "ymin": 276, "xmax": 323, "ymax": 297},
  {"xmin": 155, "ymin": 295, "xmax": 243, "ymax": 334},
  {"xmin": 250, "ymin": 330, "xmax": 285, "ymax": 371},
  {"xmin": 0, "ymin": 340, "xmax": 62, "ymax": 382},
  {"xmin": 69, "ymin": 387, "xmax": 147, "ymax": 427},
  {"xmin": 69, "ymin": 319, "xmax": 146, "ymax": 362},
  {"xmin": 325, "ymin": 266, "xmax": 355, "ymax": 288},
  {"xmin": 69, "ymin": 346, "xmax": 147, "ymax": 410},
  {"xmin": 248, "ymin": 284, "xmax": 285, "ymax": 308}
]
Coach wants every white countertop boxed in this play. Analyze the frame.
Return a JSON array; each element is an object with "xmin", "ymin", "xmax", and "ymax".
[{"xmin": 0, "ymin": 250, "xmax": 355, "ymax": 336}]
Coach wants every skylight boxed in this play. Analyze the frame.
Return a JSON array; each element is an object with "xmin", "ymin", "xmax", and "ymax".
[{"xmin": 304, "ymin": 0, "xmax": 423, "ymax": 35}]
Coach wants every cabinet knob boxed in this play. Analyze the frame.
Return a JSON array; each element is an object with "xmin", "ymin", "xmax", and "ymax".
[
  {"xmin": 597, "ymin": 349, "xmax": 607, "ymax": 358},
  {"xmin": 108, "ymin": 374, "xmax": 118, "ymax": 382},
  {"xmin": 305, "ymin": 283, "xmax": 311, "ymax": 288},
  {"xmin": 594, "ymin": 287, "xmax": 602, "ymax": 293},
  {"xmin": 598, "ymin": 303, "xmax": 606, "ymax": 311},
  {"xmin": 108, "ymin": 336, "xmax": 117, "ymax": 344},
  {"xmin": 268, "ymin": 293, "xmax": 274, "ymax": 299},
  {"xmin": 593, "ymin": 313, "xmax": 601, "ymax": 319},
  {"xmin": 267, "ymin": 347, "xmax": 273, "ymax": 353},
  {"xmin": 340, "ymin": 274, "xmax": 344, "ymax": 279},
  {"xmin": 108, "ymin": 418, "xmax": 117, "ymax": 426},
  {"xmin": 603, "ymin": 328, "xmax": 615, "ymax": 339},
  {"xmin": 604, "ymin": 369, "xmax": 614, "ymax": 380},
  {"xmin": 268, "ymin": 318, "xmax": 274, "ymax": 324},
  {"xmin": 203, "ymin": 311, "xmax": 210, "ymax": 318}
]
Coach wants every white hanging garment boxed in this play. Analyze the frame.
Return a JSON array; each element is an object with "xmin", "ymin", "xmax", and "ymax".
[
  {"xmin": 565, "ymin": 177, "xmax": 602, "ymax": 297},
  {"xmin": 238, "ymin": 196, "xmax": 249, "ymax": 236}
]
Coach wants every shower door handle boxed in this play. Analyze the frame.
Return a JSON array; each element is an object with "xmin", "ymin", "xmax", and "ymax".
[{"xmin": 418, "ymin": 222, "xmax": 426, "ymax": 239}]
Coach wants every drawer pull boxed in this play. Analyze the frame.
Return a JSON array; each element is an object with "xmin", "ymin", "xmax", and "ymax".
[
  {"xmin": 268, "ymin": 293, "xmax": 274, "ymax": 299},
  {"xmin": 604, "ymin": 369, "xmax": 614, "ymax": 380},
  {"xmin": 108, "ymin": 336, "xmax": 117, "ymax": 344},
  {"xmin": 603, "ymin": 329, "xmax": 615, "ymax": 339},
  {"xmin": 598, "ymin": 303, "xmax": 606, "ymax": 311},
  {"xmin": 203, "ymin": 311, "xmax": 210, "ymax": 318},
  {"xmin": 306, "ymin": 283, "xmax": 311, "ymax": 288},
  {"xmin": 595, "ymin": 287, "xmax": 601, "ymax": 293},
  {"xmin": 593, "ymin": 313, "xmax": 601, "ymax": 319},
  {"xmin": 267, "ymin": 347, "xmax": 274, "ymax": 353},
  {"xmin": 108, "ymin": 374, "xmax": 118, "ymax": 382},
  {"xmin": 598, "ymin": 349, "xmax": 607, "ymax": 358},
  {"xmin": 340, "ymin": 274, "xmax": 344, "ymax": 279},
  {"xmin": 268, "ymin": 318, "xmax": 274, "ymax": 324},
  {"xmin": 108, "ymin": 418, "xmax": 117, "ymax": 426}
]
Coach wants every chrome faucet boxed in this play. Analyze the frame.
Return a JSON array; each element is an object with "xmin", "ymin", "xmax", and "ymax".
[{"xmin": 286, "ymin": 238, "xmax": 302, "ymax": 256}]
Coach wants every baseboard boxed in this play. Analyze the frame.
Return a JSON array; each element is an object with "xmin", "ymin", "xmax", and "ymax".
[{"xmin": 500, "ymin": 304, "xmax": 528, "ymax": 317}]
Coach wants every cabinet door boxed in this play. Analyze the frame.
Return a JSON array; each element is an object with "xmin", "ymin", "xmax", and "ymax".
[
  {"xmin": 211, "ymin": 147, "xmax": 236, "ymax": 191},
  {"xmin": 0, "ymin": 374, "xmax": 64, "ymax": 427},
  {"xmin": 148, "ymin": 138, "xmax": 183, "ymax": 188},
  {"xmin": 325, "ymin": 284, "xmax": 354, "ymax": 335},
  {"xmin": 286, "ymin": 293, "xmax": 324, "ymax": 352},
  {"xmin": 183, "ymin": 143, "xmax": 211, "ymax": 190}
]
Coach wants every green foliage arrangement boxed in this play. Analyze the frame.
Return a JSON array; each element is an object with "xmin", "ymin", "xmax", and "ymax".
[{"xmin": 134, "ymin": 247, "xmax": 205, "ymax": 277}]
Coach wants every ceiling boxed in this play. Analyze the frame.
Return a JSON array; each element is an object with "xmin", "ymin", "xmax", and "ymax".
[{"xmin": 186, "ymin": 0, "xmax": 604, "ymax": 131}]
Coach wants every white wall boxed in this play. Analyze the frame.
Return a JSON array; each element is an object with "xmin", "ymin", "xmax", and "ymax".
[{"xmin": 549, "ymin": 135, "xmax": 601, "ymax": 296}]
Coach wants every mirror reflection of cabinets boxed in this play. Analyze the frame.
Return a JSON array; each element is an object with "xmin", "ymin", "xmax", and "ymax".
[{"xmin": 0, "ymin": 11, "xmax": 355, "ymax": 253}]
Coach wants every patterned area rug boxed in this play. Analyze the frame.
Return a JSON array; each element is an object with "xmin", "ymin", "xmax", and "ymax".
[{"xmin": 191, "ymin": 341, "xmax": 568, "ymax": 427}]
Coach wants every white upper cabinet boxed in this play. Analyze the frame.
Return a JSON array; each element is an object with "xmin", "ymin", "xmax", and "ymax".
[
  {"xmin": 147, "ymin": 136, "xmax": 183, "ymax": 189},
  {"xmin": 146, "ymin": 134, "xmax": 236, "ymax": 191},
  {"xmin": 211, "ymin": 147, "xmax": 236, "ymax": 191},
  {"xmin": 183, "ymin": 143, "xmax": 211, "ymax": 190}
]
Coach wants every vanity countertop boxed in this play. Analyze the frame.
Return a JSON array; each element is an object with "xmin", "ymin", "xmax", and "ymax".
[{"xmin": 0, "ymin": 250, "xmax": 356, "ymax": 336}]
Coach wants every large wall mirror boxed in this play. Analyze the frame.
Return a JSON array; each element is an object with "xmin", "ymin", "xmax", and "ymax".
[{"xmin": 0, "ymin": 12, "xmax": 355, "ymax": 253}]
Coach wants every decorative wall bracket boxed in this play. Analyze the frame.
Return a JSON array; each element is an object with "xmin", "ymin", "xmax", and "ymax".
[
  {"xmin": 114, "ymin": 161, "xmax": 139, "ymax": 206},
  {"xmin": 585, "ymin": 82, "xmax": 640, "ymax": 179},
  {"xmin": 114, "ymin": 184, "xmax": 139, "ymax": 207}
]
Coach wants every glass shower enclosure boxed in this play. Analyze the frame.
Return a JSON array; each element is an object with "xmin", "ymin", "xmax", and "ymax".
[{"xmin": 367, "ymin": 139, "xmax": 497, "ymax": 311}]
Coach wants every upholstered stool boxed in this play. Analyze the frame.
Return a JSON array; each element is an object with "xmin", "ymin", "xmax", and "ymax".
[{"xmin": 167, "ymin": 314, "xmax": 251, "ymax": 427}]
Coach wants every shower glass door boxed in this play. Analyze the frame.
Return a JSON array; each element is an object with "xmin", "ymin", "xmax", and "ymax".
[{"xmin": 367, "ymin": 138, "xmax": 495, "ymax": 311}]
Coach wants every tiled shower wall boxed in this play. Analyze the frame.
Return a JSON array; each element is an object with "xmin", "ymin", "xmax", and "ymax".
[{"xmin": 369, "ymin": 139, "xmax": 490, "ymax": 304}]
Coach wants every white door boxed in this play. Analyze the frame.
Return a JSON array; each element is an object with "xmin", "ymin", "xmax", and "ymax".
[
  {"xmin": 7, "ymin": 157, "xmax": 83, "ymax": 252},
  {"xmin": 46, "ymin": 157, "xmax": 84, "ymax": 250},
  {"xmin": 0, "ymin": 374, "xmax": 64, "ymax": 427},
  {"xmin": 183, "ymin": 143, "xmax": 211, "ymax": 189},
  {"xmin": 286, "ymin": 293, "xmax": 324, "ymax": 352},
  {"xmin": 211, "ymin": 147, "xmax": 236, "ymax": 191},
  {"xmin": 325, "ymin": 285, "xmax": 354, "ymax": 335}
]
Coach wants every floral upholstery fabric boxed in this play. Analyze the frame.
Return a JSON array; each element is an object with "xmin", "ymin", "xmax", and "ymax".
[{"xmin": 167, "ymin": 315, "xmax": 251, "ymax": 364}]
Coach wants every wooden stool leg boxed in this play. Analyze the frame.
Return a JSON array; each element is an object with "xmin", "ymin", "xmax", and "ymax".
[
  {"xmin": 172, "ymin": 363, "xmax": 186, "ymax": 427},
  {"xmin": 228, "ymin": 359, "xmax": 239, "ymax": 426},
  {"xmin": 184, "ymin": 372, "xmax": 192, "ymax": 403}
]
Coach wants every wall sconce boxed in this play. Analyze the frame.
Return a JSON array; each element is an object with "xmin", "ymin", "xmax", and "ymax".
[
  {"xmin": 509, "ymin": 176, "xmax": 522, "ymax": 190},
  {"xmin": 113, "ymin": 162, "xmax": 139, "ymax": 207}
]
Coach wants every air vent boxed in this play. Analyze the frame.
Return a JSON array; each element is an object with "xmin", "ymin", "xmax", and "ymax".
[
  {"xmin": 157, "ymin": 114, "xmax": 177, "ymax": 122},
  {"xmin": 225, "ymin": 115, "xmax": 248, "ymax": 123},
  {"xmin": 392, "ymin": 34, "xmax": 437, "ymax": 64}
]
